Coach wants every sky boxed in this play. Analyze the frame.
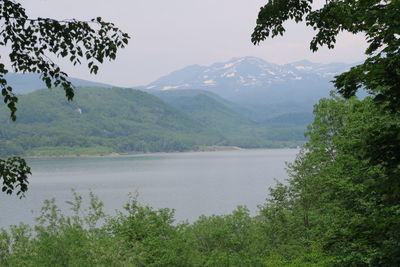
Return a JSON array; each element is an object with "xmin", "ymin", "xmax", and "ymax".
[{"xmin": 18, "ymin": 0, "xmax": 367, "ymax": 87}]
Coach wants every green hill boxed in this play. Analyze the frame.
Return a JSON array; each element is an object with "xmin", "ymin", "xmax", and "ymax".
[
  {"xmin": 0, "ymin": 87, "xmax": 305, "ymax": 157},
  {"xmin": 0, "ymin": 87, "xmax": 223, "ymax": 156}
]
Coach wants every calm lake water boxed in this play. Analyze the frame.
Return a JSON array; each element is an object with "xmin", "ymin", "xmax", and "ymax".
[{"xmin": 0, "ymin": 149, "xmax": 298, "ymax": 228}]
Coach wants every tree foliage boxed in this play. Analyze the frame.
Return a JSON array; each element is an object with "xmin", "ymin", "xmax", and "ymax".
[
  {"xmin": 0, "ymin": 0, "xmax": 130, "ymax": 196},
  {"xmin": 0, "ymin": 192, "xmax": 330, "ymax": 266},
  {"xmin": 0, "ymin": 156, "xmax": 30, "ymax": 196},
  {"xmin": 252, "ymin": 0, "xmax": 400, "ymax": 109},
  {"xmin": 252, "ymin": 0, "xmax": 400, "ymax": 264},
  {"xmin": 264, "ymin": 95, "xmax": 400, "ymax": 265},
  {"xmin": 0, "ymin": 0, "xmax": 129, "ymax": 120}
]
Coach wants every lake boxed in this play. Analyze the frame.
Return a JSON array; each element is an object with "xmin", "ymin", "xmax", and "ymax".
[{"xmin": 0, "ymin": 149, "xmax": 298, "ymax": 228}]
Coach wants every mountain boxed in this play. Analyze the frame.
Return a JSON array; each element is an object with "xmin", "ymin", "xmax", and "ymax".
[
  {"xmin": 142, "ymin": 57, "xmax": 352, "ymax": 104},
  {"xmin": 140, "ymin": 57, "xmax": 354, "ymax": 122},
  {"xmin": 4, "ymin": 73, "xmax": 114, "ymax": 94}
]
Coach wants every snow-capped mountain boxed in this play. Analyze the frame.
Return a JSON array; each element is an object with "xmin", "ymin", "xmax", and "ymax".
[{"xmin": 142, "ymin": 56, "xmax": 354, "ymax": 106}]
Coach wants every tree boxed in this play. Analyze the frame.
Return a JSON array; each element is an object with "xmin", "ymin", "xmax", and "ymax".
[
  {"xmin": 0, "ymin": 0, "xmax": 130, "ymax": 196},
  {"xmin": 270, "ymin": 95, "xmax": 400, "ymax": 265},
  {"xmin": 252, "ymin": 0, "xmax": 400, "ymax": 264},
  {"xmin": 252, "ymin": 0, "xmax": 400, "ymax": 110}
]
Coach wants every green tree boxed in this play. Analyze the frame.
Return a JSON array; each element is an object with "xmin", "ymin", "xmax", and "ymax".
[
  {"xmin": 0, "ymin": 0, "xmax": 130, "ymax": 196},
  {"xmin": 253, "ymin": 1, "xmax": 400, "ymax": 265},
  {"xmin": 252, "ymin": 0, "xmax": 400, "ymax": 109},
  {"xmin": 252, "ymin": 94, "xmax": 400, "ymax": 265},
  {"xmin": 290, "ymin": 96, "xmax": 399, "ymax": 265}
]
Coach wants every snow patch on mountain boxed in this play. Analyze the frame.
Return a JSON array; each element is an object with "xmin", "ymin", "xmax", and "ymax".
[
  {"xmin": 162, "ymin": 85, "xmax": 181, "ymax": 90},
  {"xmin": 295, "ymin": 66, "xmax": 313, "ymax": 71},
  {"xmin": 223, "ymin": 63, "xmax": 234, "ymax": 69},
  {"xmin": 203, "ymin": 79, "xmax": 216, "ymax": 86}
]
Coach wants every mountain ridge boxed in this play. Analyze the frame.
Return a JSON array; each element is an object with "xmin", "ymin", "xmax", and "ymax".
[{"xmin": 5, "ymin": 73, "xmax": 114, "ymax": 95}]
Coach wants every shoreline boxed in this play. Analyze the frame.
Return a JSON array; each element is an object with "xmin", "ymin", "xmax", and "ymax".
[{"xmin": 23, "ymin": 146, "xmax": 300, "ymax": 159}]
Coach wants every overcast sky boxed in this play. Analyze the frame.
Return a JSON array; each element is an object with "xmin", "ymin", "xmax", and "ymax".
[{"xmin": 19, "ymin": 0, "xmax": 367, "ymax": 87}]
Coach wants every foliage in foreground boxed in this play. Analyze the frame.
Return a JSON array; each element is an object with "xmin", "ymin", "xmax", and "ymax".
[{"xmin": 0, "ymin": 192, "xmax": 329, "ymax": 267}]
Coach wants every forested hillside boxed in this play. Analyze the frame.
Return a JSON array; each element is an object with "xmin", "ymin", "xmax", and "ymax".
[
  {"xmin": 0, "ymin": 87, "xmax": 303, "ymax": 157},
  {"xmin": 0, "ymin": 87, "xmax": 220, "ymax": 156}
]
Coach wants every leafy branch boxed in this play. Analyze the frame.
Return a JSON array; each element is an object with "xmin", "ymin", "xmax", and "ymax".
[
  {"xmin": 252, "ymin": 0, "xmax": 400, "ymax": 109},
  {"xmin": 0, "ymin": 0, "xmax": 130, "ymax": 120}
]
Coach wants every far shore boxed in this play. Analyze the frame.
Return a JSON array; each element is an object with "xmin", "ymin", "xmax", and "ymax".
[{"xmin": 23, "ymin": 146, "xmax": 300, "ymax": 159}]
